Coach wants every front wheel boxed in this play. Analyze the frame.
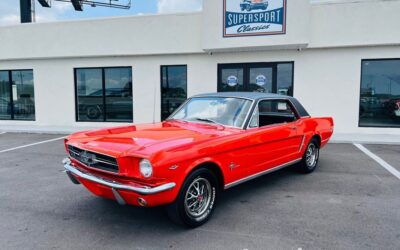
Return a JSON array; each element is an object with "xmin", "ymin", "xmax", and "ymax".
[
  {"xmin": 298, "ymin": 138, "xmax": 320, "ymax": 174},
  {"xmin": 167, "ymin": 168, "xmax": 219, "ymax": 228}
]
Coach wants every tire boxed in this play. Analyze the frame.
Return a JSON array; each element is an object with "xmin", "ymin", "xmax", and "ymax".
[
  {"xmin": 167, "ymin": 168, "xmax": 219, "ymax": 228},
  {"xmin": 297, "ymin": 138, "xmax": 320, "ymax": 174},
  {"xmin": 86, "ymin": 105, "xmax": 101, "ymax": 120},
  {"xmin": 246, "ymin": 5, "xmax": 251, "ymax": 11}
]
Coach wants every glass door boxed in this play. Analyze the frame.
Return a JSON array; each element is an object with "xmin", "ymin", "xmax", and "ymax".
[
  {"xmin": 218, "ymin": 65, "xmax": 245, "ymax": 92},
  {"xmin": 248, "ymin": 66, "xmax": 273, "ymax": 93},
  {"xmin": 218, "ymin": 62, "xmax": 294, "ymax": 96}
]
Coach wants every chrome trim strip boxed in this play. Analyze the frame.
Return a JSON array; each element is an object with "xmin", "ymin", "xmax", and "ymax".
[
  {"xmin": 69, "ymin": 150, "xmax": 118, "ymax": 167},
  {"xmin": 63, "ymin": 158, "xmax": 176, "ymax": 195},
  {"xmin": 299, "ymin": 135, "xmax": 306, "ymax": 152},
  {"xmin": 91, "ymin": 158, "xmax": 119, "ymax": 167},
  {"xmin": 224, "ymin": 158, "xmax": 302, "ymax": 189}
]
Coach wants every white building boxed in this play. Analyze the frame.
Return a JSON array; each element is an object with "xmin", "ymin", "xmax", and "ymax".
[{"xmin": 0, "ymin": 0, "xmax": 399, "ymax": 141}]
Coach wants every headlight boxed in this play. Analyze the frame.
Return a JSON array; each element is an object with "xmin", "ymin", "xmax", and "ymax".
[{"xmin": 139, "ymin": 159, "xmax": 153, "ymax": 178}]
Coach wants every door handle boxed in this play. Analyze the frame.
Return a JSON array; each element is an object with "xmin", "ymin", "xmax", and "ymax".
[{"xmin": 288, "ymin": 126, "xmax": 297, "ymax": 130}]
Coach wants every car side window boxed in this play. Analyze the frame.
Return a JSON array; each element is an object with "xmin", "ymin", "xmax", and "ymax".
[{"xmin": 249, "ymin": 100, "xmax": 297, "ymax": 128}]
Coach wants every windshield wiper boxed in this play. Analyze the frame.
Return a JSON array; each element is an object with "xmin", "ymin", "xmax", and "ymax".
[{"xmin": 194, "ymin": 118, "xmax": 225, "ymax": 127}]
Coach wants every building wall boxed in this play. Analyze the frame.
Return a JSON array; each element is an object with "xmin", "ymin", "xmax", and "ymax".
[
  {"xmin": 1, "ymin": 1, "xmax": 400, "ymax": 60},
  {"xmin": 1, "ymin": 45, "xmax": 399, "ymax": 135}
]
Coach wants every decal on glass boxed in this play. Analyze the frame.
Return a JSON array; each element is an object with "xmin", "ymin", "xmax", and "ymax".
[{"xmin": 227, "ymin": 75, "xmax": 239, "ymax": 87}]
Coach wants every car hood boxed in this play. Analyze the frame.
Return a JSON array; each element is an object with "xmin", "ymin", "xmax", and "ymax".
[{"xmin": 66, "ymin": 121, "xmax": 240, "ymax": 158}]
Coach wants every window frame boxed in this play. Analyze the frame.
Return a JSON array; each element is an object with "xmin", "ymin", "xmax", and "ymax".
[
  {"xmin": 0, "ymin": 69, "xmax": 35, "ymax": 121},
  {"xmin": 160, "ymin": 64, "xmax": 188, "ymax": 121},
  {"xmin": 358, "ymin": 58, "xmax": 400, "ymax": 128},
  {"xmin": 246, "ymin": 98, "xmax": 300, "ymax": 129},
  {"xmin": 74, "ymin": 66, "xmax": 133, "ymax": 123}
]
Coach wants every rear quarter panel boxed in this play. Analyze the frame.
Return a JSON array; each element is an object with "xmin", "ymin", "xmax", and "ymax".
[{"xmin": 297, "ymin": 117, "xmax": 334, "ymax": 149}]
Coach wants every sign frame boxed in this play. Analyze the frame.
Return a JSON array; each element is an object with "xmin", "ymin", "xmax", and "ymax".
[{"xmin": 223, "ymin": 0, "xmax": 287, "ymax": 38}]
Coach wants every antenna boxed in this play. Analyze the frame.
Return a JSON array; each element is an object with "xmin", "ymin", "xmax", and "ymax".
[
  {"xmin": 38, "ymin": 0, "xmax": 132, "ymax": 11},
  {"xmin": 22, "ymin": 0, "xmax": 132, "ymax": 23}
]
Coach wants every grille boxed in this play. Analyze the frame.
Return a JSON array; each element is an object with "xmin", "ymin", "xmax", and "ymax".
[{"xmin": 68, "ymin": 145, "xmax": 119, "ymax": 173}]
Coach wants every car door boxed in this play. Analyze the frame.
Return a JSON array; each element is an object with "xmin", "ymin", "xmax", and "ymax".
[{"xmin": 242, "ymin": 99, "xmax": 303, "ymax": 176}]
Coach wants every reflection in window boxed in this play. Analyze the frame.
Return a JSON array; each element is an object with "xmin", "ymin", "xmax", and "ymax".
[
  {"xmin": 218, "ymin": 62, "xmax": 294, "ymax": 96},
  {"xmin": 0, "ymin": 72, "xmax": 11, "ymax": 120},
  {"xmin": 75, "ymin": 67, "xmax": 133, "ymax": 122},
  {"xmin": 219, "ymin": 68, "xmax": 244, "ymax": 92},
  {"xmin": 359, "ymin": 59, "xmax": 400, "ymax": 127},
  {"xmin": 277, "ymin": 63, "xmax": 294, "ymax": 96},
  {"xmin": 161, "ymin": 65, "xmax": 187, "ymax": 120},
  {"xmin": 249, "ymin": 100, "xmax": 296, "ymax": 128},
  {"xmin": 0, "ymin": 70, "xmax": 35, "ymax": 121},
  {"xmin": 105, "ymin": 68, "xmax": 133, "ymax": 122},
  {"xmin": 171, "ymin": 97, "xmax": 252, "ymax": 128}
]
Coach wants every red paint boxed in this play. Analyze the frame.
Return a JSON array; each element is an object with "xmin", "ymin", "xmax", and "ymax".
[{"xmin": 65, "ymin": 117, "xmax": 334, "ymax": 207}]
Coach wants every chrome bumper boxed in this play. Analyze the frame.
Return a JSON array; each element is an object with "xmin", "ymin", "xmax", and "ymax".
[{"xmin": 62, "ymin": 158, "xmax": 176, "ymax": 196}]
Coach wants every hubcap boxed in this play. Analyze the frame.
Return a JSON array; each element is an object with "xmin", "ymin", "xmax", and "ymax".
[
  {"xmin": 184, "ymin": 177, "xmax": 212, "ymax": 218},
  {"xmin": 87, "ymin": 107, "xmax": 99, "ymax": 118},
  {"xmin": 306, "ymin": 143, "xmax": 319, "ymax": 168}
]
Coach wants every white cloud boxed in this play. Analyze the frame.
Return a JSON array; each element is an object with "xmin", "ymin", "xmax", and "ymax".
[
  {"xmin": 157, "ymin": 0, "xmax": 203, "ymax": 14},
  {"xmin": 0, "ymin": 0, "xmax": 71, "ymax": 26},
  {"xmin": 0, "ymin": 14, "xmax": 19, "ymax": 26}
]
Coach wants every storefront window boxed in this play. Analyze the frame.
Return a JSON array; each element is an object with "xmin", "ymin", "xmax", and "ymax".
[
  {"xmin": 161, "ymin": 65, "xmax": 187, "ymax": 120},
  {"xmin": 359, "ymin": 59, "xmax": 400, "ymax": 127},
  {"xmin": 0, "ymin": 72, "xmax": 11, "ymax": 120},
  {"xmin": 75, "ymin": 67, "xmax": 133, "ymax": 122},
  {"xmin": 0, "ymin": 70, "xmax": 35, "ymax": 121}
]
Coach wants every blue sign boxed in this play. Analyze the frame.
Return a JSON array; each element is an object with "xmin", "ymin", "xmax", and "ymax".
[
  {"xmin": 227, "ymin": 75, "xmax": 239, "ymax": 87},
  {"xmin": 224, "ymin": 0, "xmax": 286, "ymax": 37},
  {"xmin": 255, "ymin": 75, "xmax": 267, "ymax": 86}
]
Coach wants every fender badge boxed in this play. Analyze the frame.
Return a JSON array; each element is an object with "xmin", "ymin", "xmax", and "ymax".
[
  {"xmin": 229, "ymin": 162, "xmax": 239, "ymax": 171},
  {"xmin": 169, "ymin": 165, "xmax": 179, "ymax": 170}
]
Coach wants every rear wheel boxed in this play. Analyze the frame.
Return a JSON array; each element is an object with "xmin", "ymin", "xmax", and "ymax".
[
  {"xmin": 86, "ymin": 105, "xmax": 101, "ymax": 120},
  {"xmin": 167, "ymin": 168, "xmax": 218, "ymax": 228},
  {"xmin": 298, "ymin": 138, "xmax": 320, "ymax": 174}
]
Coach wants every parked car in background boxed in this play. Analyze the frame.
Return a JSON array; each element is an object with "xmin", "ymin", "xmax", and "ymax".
[
  {"xmin": 384, "ymin": 98, "xmax": 400, "ymax": 118},
  {"xmin": 240, "ymin": 0, "xmax": 268, "ymax": 11},
  {"xmin": 0, "ymin": 98, "xmax": 11, "ymax": 116},
  {"xmin": 78, "ymin": 88, "xmax": 132, "ymax": 121},
  {"xmin": 63, "ymin": 92, "xmax": 334, "ymax": 227}
]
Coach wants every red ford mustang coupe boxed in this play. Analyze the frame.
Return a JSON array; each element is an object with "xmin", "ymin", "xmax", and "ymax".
[{"xmin": 63, "ymin": 92, "xmax": 334, "ymax": 227}]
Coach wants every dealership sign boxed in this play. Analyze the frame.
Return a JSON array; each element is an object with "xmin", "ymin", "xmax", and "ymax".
[{"xmin": 223, "ymin": 0, "xmax": 286, "ymax": 37}]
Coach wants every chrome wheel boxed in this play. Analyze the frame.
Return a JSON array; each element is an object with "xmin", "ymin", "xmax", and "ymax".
[
  {"xmin": 184, "ymin": 177, "xmax": 212, "ymax": 218},
  {"xmin": 86, "ymin": 105, "xmax": 101, "ymax": 119},
  {"xmin": 306, "ymin": 143, "xmax": 319, "ymax": 169}
]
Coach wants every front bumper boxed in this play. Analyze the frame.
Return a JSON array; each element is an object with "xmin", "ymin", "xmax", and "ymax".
[{"xmin": 63, "ymin": 158, "xmax": 176, "ymax": 205}]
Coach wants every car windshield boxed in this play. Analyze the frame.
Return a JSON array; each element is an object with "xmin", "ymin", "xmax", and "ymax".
[{"xmin": 169, "ymin": 97, "xmax": 253, "ymax": 128}]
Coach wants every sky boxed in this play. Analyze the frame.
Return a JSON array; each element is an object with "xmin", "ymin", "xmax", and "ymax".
[
  {"xmin": 0, "ymin": 0, "xmax": 203, "ymax": 26},
  {"xmin": 0, "ymin": 0, "xmax": 368, "ymax": 26}
]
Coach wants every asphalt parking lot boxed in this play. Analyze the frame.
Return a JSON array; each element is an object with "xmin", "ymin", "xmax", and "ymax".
[{"xmin": 0, "ymin": 132, "xmax": 399, "ymax": 250}]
